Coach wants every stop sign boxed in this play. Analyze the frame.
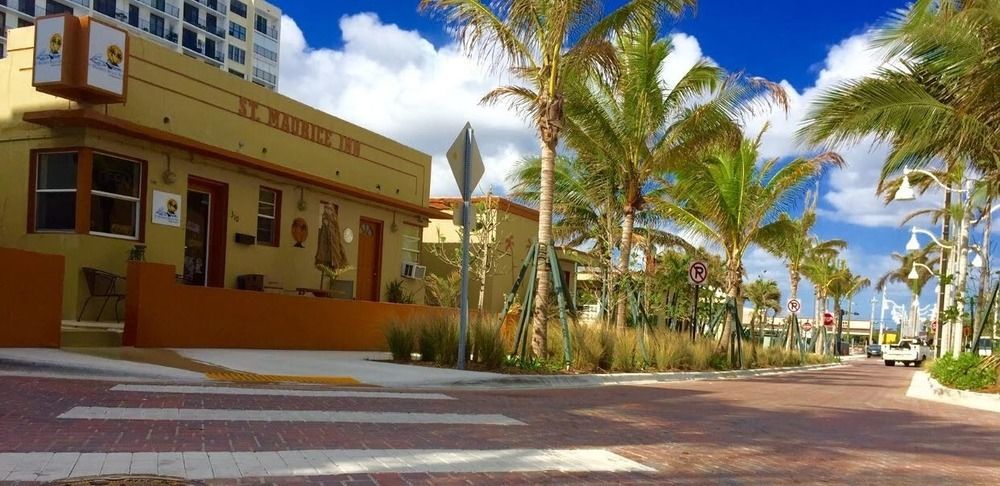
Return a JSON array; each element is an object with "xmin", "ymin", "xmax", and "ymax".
[
  {"xmin": 823, "ymin": 312, "xmax": 835, "ymax": 327},
  {"xmin": 802, "ymin": 322, "xmax": 813, "ymax": 331}
]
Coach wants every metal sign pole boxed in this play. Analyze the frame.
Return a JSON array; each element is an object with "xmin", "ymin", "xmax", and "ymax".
[
  {"xmin": 691, "ymin": 284, "xmax": 700, "ymax": 341},
  {"xmin": 457, "ymin": 126, "xmax": 472, "ymax": 370}
]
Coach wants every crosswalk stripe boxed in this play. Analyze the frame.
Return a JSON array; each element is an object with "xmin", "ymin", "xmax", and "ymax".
[
  {"xmin": 0, "ymin": 449, "xmax": 654, "ymax": 480},
  {"xmin": 111, "ymin": 384, "xmax": 453, "ymax": 400},
  {"xmin": 58, "ymin": 406, "xmax": 524, "ymax": 425}
]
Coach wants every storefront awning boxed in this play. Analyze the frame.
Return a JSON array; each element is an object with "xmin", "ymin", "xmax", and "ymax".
[{"xmin": 23, "ymin": 109, "xmax": 450, "ymax": 220}]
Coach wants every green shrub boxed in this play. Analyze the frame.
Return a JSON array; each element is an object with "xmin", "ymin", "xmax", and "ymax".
[
  {"xmin": 383, "ymin": 320, "xmax": 415, "ymax": 361},
  {"xmin": 417, "ymin": 316, "xmax": 448, "ymax": 362},
  {"xmin": 929, "ymin": 353, "xmax": 998, "ymax": 391},
  {"xmin": 690, "ymin": 339, "xmax": 715, "ymax": 370},
  {"xmin": 610, "ymin": 331, "xmax": 641, "ymax": 372},
  {"xmin": 571, "ymin": 324, "xmax": 605, "ymax": 372},
  {"xmin": 385, "ymin": 279, "xmax": 415, "ymax": 304},
  {"xmin": 651, "ymin": 333, "xmax": 689, "ymax": 370},
  {"xmin": 472, "ymin": 318, "xmax": 506, "ymax": 369}
]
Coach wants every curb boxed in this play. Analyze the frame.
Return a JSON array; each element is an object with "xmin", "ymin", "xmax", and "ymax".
[
  {"xmin": 424, "ymin": 362, "xmax": 845, "ymax": 389},
  {"xmin": 906, "ymin": 371, "xmax": 1000, "ymax": 413}
]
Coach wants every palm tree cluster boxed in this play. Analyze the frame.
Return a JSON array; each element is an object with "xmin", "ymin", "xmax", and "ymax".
[{"xmin": 422, "ymin": 0, "xmax": 994, "ymax": 359}]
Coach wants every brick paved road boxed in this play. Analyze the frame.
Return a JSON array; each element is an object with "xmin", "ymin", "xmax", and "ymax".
[{"xmin": 1, "ymin": 359, "xmax": 997, "ymax": 484}]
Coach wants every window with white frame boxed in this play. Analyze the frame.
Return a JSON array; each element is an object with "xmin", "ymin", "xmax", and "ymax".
[
  {"xmin": 89, "ymin": 153, "xmax": 142, "ymax": 239},
  {"xmin": 401, "ymin": 225, "xmax": 421, "ymax": 263},
  {"xmin": 34, "ymin": 152, "xmax": 79, "ymax": 232},
  {"xmin": 256, "ymin": 187, "xmax": 280, "ymax": 246}
]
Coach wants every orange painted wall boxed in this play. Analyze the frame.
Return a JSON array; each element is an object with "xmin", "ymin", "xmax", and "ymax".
[
  {"xmin": 124, "ymin": 262, "xmax": 458, "ymax": 350},
  {"xmin": 0, "ymin": 247, "xmax": 64, "ymax": 347}
]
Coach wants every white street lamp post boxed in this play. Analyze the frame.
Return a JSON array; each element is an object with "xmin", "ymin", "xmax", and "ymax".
[{"xmin": 895, "ymin": 166, "xmax": 978, "ymax": 356}]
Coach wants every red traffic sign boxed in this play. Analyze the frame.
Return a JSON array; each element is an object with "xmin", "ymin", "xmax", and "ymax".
[
  {"xmin": 786, "ymin": 299, "xmax": 801, "ymax": 315},
  {"xmin": 823, "ymin": 312, "xmax": 835, "ymax": 326},
  {"xmin": 802, "ymin": 322, "xmax": 813, "ymax": 331},
  {"xmin": 688, "ymin": 260, "xmax": 708, "ymax": 285}
]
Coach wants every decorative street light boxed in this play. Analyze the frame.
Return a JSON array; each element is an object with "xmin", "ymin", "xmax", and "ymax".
[{"xmin": 895, "ymin": 165, "xmax": 978, "ymax": 356}]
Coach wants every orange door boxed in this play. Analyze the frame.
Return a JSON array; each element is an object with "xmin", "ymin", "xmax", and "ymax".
[
  {"xmin": 184, "ymin": 177, "xmax": 228, "ymax": 287},
  {"xmin": 356, "ymin": 218, "xmax": 383, "ymax": 301}
]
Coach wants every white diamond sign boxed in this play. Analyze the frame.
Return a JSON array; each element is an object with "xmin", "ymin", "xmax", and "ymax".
[{"xmin": 446, "ymin": 122, "xmax": 484, "ymax": 199}]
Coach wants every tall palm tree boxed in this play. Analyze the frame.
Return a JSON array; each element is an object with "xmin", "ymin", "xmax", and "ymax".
[
  {"xmin": 561, "ymin": 17, "xmax": 786, "ymax": 330},
  {"xmin": 656, "ymin": 134, "xmax": 843, "ymax": 350},
  {"xmin": 759, "ymin": 192, "xmax": 846, "ymax": 304},
  {"xmin": 800, "ymin": 254, "xmax": 843, "ymax": 353},
  {"xmin": 829, "ymin": 266, "xmax": 871, "ymax": 349},
  {"xmin": 421, "ymin": 0, "xmax": 697, "ymax": 356}
]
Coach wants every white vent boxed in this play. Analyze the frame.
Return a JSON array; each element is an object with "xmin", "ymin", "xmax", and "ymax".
[{"xmin": 401, "ymin": 262, "xmax": 426, "ymax": 279}]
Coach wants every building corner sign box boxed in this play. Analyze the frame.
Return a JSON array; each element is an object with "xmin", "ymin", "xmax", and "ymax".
[
  {"xmin": 32, "ymin": 15, "xmax": 128, "ymax": 104},
  {"xmin": 151, "ymin": 191, "xmax": 182, "ymax": 227}
]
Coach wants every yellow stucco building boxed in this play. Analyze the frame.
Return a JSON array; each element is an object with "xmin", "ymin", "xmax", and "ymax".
[
  {"xmin": 0, "ymin": 19, "xmax": 441, "ymax": 321},
  {"xmin": 423, "ymin": 196, "xmax": 579, "ymax": 314}
]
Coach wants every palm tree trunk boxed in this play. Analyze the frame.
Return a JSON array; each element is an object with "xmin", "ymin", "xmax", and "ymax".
[
  {"xmin": 531, "ymin": 137, "xmax": 556, "ymax": 357},
  {"xmin": 720, "ymin": 256, "xmax": 742, "ymax": 350},
  {"xmin": 615, "ymin": 206, "xmax": 636, "ymax": 330}
]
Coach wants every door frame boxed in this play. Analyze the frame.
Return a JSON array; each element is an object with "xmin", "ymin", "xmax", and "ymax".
[
  {"xmin": 187, "ymin": 176, "xmax": 229, "ymax": 288},
  {"xmin": 357, "ymin": 217, "xmax": 383, "ymax": 301}
]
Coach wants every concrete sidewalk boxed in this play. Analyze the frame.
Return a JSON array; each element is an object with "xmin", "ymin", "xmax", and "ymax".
[{"xmin": 0, "ymin": 347, "xmax": 842, "ymax": 388}]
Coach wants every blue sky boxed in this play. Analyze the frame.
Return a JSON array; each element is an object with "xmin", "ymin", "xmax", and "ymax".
[{"xmin": 271, "ymin": 1, "xmax": 996, "ymax": 329}]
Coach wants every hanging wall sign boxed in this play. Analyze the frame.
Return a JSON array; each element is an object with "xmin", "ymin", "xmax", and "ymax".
[
  {"xmin": 33, "ymin": 16, "xmax": 72, "ymax": 85},
  {"xmin": 31, "ymin": 15, "xmax": 128, "ymax": 104},
  {"xmin": 151, "ymin": 191, "xmax": 182, "ymax": 227},
  {"xmin": 82, "ymin": 17, "xmax": 128, "ymax": 98}
]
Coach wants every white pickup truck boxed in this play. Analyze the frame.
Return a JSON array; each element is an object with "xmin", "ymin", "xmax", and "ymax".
[{"xmin": 884, "ymin": 339, "xmax": 933, "ymax": 367}]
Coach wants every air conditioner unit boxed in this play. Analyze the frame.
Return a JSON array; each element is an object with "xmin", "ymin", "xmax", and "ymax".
[{"xmin": 401, "ymin": 262, "xmax": 426, "ymax": 280}]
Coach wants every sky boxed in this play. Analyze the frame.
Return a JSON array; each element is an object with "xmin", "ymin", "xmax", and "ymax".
[{"xmin": 269, "ymin": 0, "xmax": 997, "ymax": 329}]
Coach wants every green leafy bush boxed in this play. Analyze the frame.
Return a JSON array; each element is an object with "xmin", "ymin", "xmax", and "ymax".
[
  {"xmin": 385, "ymin": 280, "xmax": 415, "ymax": 304},
  {"xmin": 929, "ymin": 353, "xmax": 998, "ymax": 391},
  {"xmin": 383, "ymin": 320, "xmax": 415, "ymax": 361}
]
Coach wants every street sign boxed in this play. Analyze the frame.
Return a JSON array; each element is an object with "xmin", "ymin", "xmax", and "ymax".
[
  {"xmin": 446, "ymin": 122, "xmax": 484, "ymax": 198},
  {"xmin": 786, "ymin": 298, "xmax": 801, "ymax": 315},
  {"xmin": 687, "ymin": 260, "xmax": 708, "ymax": 285},
  {"xmin": 802, "ymin": 322, "xmax": 813, "ymax": 331}
]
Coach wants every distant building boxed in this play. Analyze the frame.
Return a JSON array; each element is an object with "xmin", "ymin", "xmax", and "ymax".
[{"xmin": 0, "ymin": 0, "xmax": 281, "ymax": 89}]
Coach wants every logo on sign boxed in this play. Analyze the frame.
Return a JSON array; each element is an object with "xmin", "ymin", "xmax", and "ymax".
[
  {"xmin": 36, "ymin": 33, "xmax": 63, "ymax": 66},
  {"xmin": 89, "ymin": 43, "xmax": 124, "ymax": 80}
]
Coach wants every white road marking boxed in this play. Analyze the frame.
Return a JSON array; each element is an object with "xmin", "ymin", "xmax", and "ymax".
[
  {"xmin": 111, "ymin": 384, "xmax": 453, "ymax": 400},
  {"xmin": 58, "ymin": 406, "xmax": 524, "ymax": 425},
  {"xmin": 0, "ymin": 449, "xmax": 654, "ymax": 480}
]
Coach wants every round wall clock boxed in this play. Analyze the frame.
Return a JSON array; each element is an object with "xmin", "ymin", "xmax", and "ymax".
[{"xmin": 343, "ymin": 228, "xmax": 354, "ymax": 244}]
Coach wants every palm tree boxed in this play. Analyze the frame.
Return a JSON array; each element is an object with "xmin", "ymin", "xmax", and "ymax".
[
  {"xmin": 421, "ymin": 0, "xmax": 697, "ymax": 356},
  {"xmin": 799, "ymin": 0, "xmax": 999, "ymax": 191},
  {"xmin": 800, "ymin": 254, "xmax": 843, "ymax": 353},
  {"xmin": 829, "ymin": 266, "xmax": 871, "ymax": 351},
  {"xmin": 656, "ymin": 134, "xmax": 843, "ymax": 350},
  {"xmin": 509, "ymin": 154, "xmax": 622, "ymax": 324},
  {"xmin": 561, "ymin": 17, "xmax": 787, "ymax": 330},
  {"xmin": 744, "ymin": 278, "xmax": 781, "ymax": 342}
]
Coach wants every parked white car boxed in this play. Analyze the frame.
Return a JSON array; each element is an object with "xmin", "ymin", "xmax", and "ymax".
[{"xmin": 884, "ymin": 339, "xmax": 932, "ymax": 367}]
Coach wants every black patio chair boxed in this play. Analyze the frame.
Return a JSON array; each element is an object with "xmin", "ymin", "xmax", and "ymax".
[{"xmin": 77, "ymin": 267, "xmax": 126, "ymax": 322}]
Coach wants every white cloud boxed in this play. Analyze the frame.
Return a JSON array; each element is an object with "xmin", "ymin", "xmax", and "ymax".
[
  {"xmin": 741, "ymin": 32, "xmax": 928, "ymax": 229},
  {"xmin": 278, "ymin": 13, "xmax": 535, "ymax": 198},
  {"xmin": 660, "ymin": 32, "xmax": 707, "ymax": 90}
]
